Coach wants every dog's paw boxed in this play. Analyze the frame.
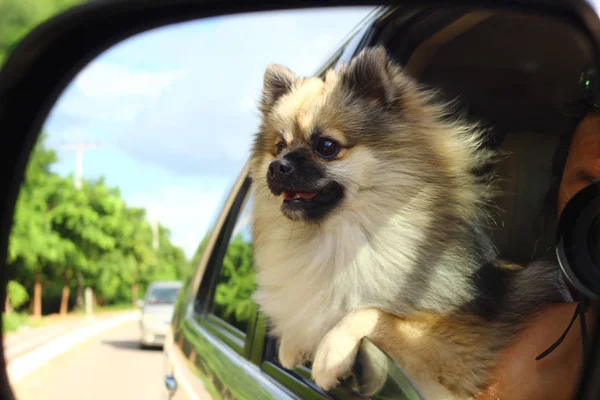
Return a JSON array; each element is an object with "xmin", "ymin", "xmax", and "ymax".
[
  {"xmin": 278, "ymin": 338, "xmax": 306, "ymax": 370},
  {"xmin": 311, "ymin": 327, "xmax": 361, "ymax": 391}
]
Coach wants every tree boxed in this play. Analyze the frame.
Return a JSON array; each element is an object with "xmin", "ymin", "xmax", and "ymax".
[
  {"xmin": 119, "ymin": 207, "xmax": 154, "ymax": 304},
  {"xmin": 48, "ymin": 177, "xmax": 118, "ymax": 314},
  {"xmin": 2, "ymin": 0, "xmax": 93, "ymax": 317},
  {"xmin": 8, "ymin": 134, "xmax": 75, "ymax": 317},
  {"xmin": 5, "ymin": 280, "xmax": 29, "ymax": 315},
  {"xmin": 0, "ymin": 0, "xmax": 83, "ymax": 66},
  {"xmin": 8, "ymin": 135, "xmax": 191, "ymax": 315},
  {"xmin": 3, "ymin": 0, "xmax": 197, "ymax": 317},
  {"xmin": 213, "ymin": 233, "xmax": 257, "ymax": 330},
  {"xmin": 152, "ymin": 225, "xmax": 190, "ymax": 281}
]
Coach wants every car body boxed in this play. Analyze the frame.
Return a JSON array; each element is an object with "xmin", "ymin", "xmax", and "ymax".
[{"xmin": 139, "ymin": 281, "xmax": 183, "ymax": 348}]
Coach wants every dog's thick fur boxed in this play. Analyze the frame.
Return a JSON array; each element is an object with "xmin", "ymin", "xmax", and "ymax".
[{"xmin": 249, "ymin": 46, "xmax": 567, "ymax": 399}]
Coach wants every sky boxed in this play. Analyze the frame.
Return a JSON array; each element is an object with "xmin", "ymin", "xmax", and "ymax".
[{"xmin": 43, "ymin": 7, "xmax": 375, "ymax": 258}]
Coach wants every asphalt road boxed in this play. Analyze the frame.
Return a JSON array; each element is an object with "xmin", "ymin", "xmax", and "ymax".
[{"xmin": 11, "ymin": 321, "xmax": 168, "ymax": 400}]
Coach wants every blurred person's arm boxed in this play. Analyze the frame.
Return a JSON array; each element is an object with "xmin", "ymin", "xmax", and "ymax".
[{"xmin": 478, "ymin": 303, "xmax": 595, "ymax": 400}]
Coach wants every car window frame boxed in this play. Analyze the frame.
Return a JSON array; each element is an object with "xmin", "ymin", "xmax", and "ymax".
[
  {"xmin": 205, "ymin": 184, "xmax": 254, "ymax": 328},
  {"xmin": 192, "ymin": 174, "xmax": 256, "ymax": 356}
]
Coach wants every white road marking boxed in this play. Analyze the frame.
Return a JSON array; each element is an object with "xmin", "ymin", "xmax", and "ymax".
[{"xmin": 7, "ymin": 312, "xmax": 140, "ymax": 384}]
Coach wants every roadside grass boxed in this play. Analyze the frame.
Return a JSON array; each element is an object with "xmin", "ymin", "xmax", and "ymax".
[
  {"xmin": 2, "ymin": 312, "xmax": 50, "ymax": 333},
  {"xmin": 3, "ymin": 303, "xmax": 137, "ymax": 333},
  {"xmin": 73, "ymin": 303, "xmax": 137, "ymax": 315}
]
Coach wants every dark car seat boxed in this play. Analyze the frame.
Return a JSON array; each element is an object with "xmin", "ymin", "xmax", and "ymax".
[{"xmin": 489, "ymin": 133, "xmax": 561, "ymax": 264}]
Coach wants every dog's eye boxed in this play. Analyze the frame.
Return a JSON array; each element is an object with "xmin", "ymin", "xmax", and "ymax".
[
  {"xmin": 314, "ymin": 137, "xmax": 341, "ymax": 159},
  {"xmin": 276, "ymin": 142, "xmax": 287, "ymax": 155}
]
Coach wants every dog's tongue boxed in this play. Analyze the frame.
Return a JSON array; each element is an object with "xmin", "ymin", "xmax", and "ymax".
[{"xmin": 284, "ymin": 191, "xmax": 317, "ymax": 200}]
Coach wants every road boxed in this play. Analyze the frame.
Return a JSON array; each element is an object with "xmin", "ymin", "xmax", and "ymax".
[
  {"xmin": 10, "ymin": 321, "xmax": 167, "ymax": 400},
  {"xmin": 5, "ymin": 313, "xmax": 118, "ymax": 363}
]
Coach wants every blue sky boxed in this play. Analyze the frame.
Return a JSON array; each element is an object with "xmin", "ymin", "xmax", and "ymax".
[{"xmin": 43, "ymin": 7, "xmax": 374, "ymax": 258}]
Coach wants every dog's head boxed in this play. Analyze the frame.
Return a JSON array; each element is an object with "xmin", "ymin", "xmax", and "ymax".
[{"xmin": 250, "ymin": 46, "xmax": 491, "ymax": 224}]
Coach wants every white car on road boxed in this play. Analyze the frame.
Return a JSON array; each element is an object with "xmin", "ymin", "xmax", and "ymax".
[{"xmin": 138, "ymin": 281, "xmax": 182, "ymax": 348}]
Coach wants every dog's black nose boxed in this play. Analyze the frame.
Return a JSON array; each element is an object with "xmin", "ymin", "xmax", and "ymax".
[{"xmin": 268, "ymin": 159, "xmax": 293, "ymax": 178}]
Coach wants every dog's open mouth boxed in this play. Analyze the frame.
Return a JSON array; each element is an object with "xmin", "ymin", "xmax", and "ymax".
[
  {"xmin": 282, "ymin": 182, "xmax": 343, "ymax": 204},
  {"xmin": 280, "ymin": 182, "xmax": 344, "ymax": 221},
  {"xmin": 283, "ymin": 191, "xmax": 317, "ymax": 200}
]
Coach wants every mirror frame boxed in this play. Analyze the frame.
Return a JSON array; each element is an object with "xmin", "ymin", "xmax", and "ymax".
[{"xmin": 1, "ymin": 1, "xmax": 600, "ymax": 399}]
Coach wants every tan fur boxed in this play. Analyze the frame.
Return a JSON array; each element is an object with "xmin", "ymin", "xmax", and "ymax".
[
  {"xmin": 371, "ymin": 312, "xmax": 500, "ymax": 399},
  {"xmin": 311, "ymin": 308, "xmax": 502, "ymax": 399},
  {"xmin": 249, "ymin": 47, "xmax": 566, "ymax": 399}
]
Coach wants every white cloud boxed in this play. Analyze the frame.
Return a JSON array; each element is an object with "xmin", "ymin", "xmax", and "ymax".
[
  {"xmin": 74, "ymin": 62, "xmax": 185, "ymax": 98},
  {"xmin": 48, "ymin": 62, "xmax": 185, "ymax": 125},
  {"xmin": 126, "ymin": 181, "xmax": 232, "ymax": 258},
  {"xmin": 53, "ymin": 93, "xmax": 144, "ymax": 123},
  {"xmin": 112, "ymin": 8, "xmax": 373, "ymax": 178}
]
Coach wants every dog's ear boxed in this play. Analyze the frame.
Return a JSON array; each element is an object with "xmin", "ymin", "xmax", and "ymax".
[
  {"xmin": 340, "ymin": 46, "xmax": 393, "ymax": 104},
  {"xmin": 260, "ymin": 64, "xmax": 298, "ymax": 115}
]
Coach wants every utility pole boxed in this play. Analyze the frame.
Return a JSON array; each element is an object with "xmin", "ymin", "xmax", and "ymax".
[
  {"xmin": 60, "ymin": 138, "xmax": 101, "ymax": 311},
  {"xmin": 152, "ymin": 216, "xmax": 159, "ymax": 250},
  {"xmin": 60, "ymin": 141, "xmax": 101, "ymax": 189}
]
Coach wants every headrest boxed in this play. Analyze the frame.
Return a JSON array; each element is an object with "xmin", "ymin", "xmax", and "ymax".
[{"xmin": 488, "ymin": 133, "xmax": 560, "ymax": 264}]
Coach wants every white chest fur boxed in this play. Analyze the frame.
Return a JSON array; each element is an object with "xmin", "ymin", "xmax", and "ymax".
[
  {"xmin": 253, "ymin": 218, "xmax": 366, "ymax": 355},
  {"xmin": 253, "ymin": 209, "xmax": 426, "ymax": 356},
  {"xmin": 251, "ymin": 184, "xmax": 478, "ymax": 357}
]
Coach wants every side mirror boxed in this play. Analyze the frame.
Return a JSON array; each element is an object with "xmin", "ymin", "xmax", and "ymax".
[{"xmin": 136, "ymin": 299, "xmax": 144, "ymax": 309}]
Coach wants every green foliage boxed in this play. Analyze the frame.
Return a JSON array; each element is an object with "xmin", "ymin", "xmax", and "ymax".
[
  {"xmin": 2, "ymin": 311, "xmax": 49, "ymax": 332},
  {"xmin": 213, "ymin": 233, "xmax": 257, "ymax": 331},
  {"xmin": 0, "ymin": 0, "xmax": 83, "ymax": 66},
  {"xmin": 9, "ymin": 134, "xmax": 74, "ymax": 287},
  {"xmin": 7, "ymin": 280, "xmax": 29, "ymax": 309},
  {"xmin": 1, "ymin": 0, "xmax": 192, "ymax": 314},
  {"xmin": 8, "ymin": 135, "xmax": 190, "ymax": 313},
  {"xmin": 3, "ymin": 312, "xmax": 29, "ymax": 332}
]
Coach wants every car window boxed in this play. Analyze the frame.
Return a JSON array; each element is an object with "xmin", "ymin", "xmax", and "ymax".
[
  {"xmin": 146, "ymin": 287, "xmax": 180, "ymax": 305},
  {"xmin": 190, "ymin": 176, "xmax": 257, "ymax": 354},
  {"xmin": 209, "ymin": 194, "xmax": 256, "ymax": 333},
  {"xmin": 260, "ymin": 334, "xmax": 424, "ymax": 400},
  {"xmin": 352, "ymin": 338, "xmax": 424, "ymax": 400}
]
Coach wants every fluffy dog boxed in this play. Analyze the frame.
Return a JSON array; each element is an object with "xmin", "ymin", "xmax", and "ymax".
[{"xmin": 248, "ymin": 46, "xmax": 567, "ymax": 399}]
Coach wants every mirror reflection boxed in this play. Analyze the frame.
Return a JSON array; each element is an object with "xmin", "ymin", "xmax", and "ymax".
[{"xmin": 3, "ymin": 3, "xmax": 599, "ymax": 400}]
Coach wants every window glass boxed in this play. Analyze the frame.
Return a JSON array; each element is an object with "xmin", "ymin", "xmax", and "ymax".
[
  {"xmin": 146, "ymin": 287, "xmax": 180, "ymax": 305},
  {"xmin": 211, "ymin": 194, "xmax": 256, "ymax": 333}
]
